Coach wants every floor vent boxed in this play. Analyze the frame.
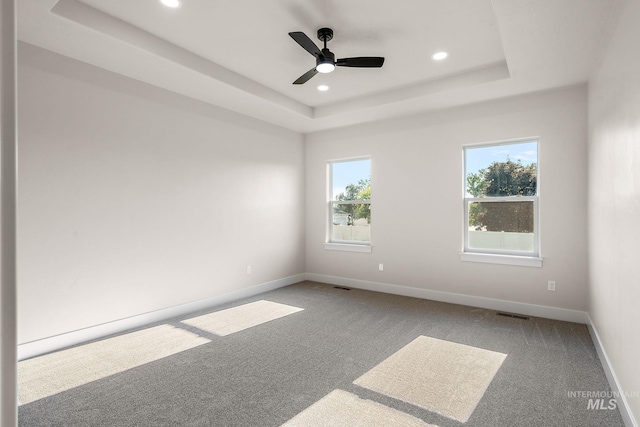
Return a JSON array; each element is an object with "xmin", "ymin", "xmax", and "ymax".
[
  {"xmin": 496, "ymin": 311, "xmax": 529, "ymax": 320},
  {"xmin": 333, "ymin": 286, "xmax": 352, "ymax": 291}
]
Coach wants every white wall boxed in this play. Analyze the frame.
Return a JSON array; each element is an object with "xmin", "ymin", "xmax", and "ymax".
[
  {"xmin": 588, "ymin": 0, "xmax": 640, "ymax": 422},
  {"xmin": 17, "ymin": 43, "xmax": 305, "ymax": 344},
  {"xmin": 306, "ymin": 85, "xmax": 589, "ymax": 312}
]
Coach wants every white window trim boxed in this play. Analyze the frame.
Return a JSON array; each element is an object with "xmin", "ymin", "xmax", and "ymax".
[
  {"xmin": 460, "ymin": 252, "xmax": 543, "ymax": 267},
  {"xmin": 462, "ymin": 139, "xmax": 541, "ymax": 266},
  {"xmin": 324, "ymin": 242, "xmax": 372, "ymax": 253},
  {"xmin": 326, "ymin": 157, "xmax": 372, "ymax": 252}
]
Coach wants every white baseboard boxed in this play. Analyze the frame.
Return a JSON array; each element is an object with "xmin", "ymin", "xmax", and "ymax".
[
  {"xmin": 17, "ymin": 273, "xmax": 305, "ymax": 361},
  {"xmin": 17, "ymin": 271, "xmax": 589, "ymax": 357},
  {"xmin": 19, "ymin": 272, "xmax": 635, "ymax": 426},
  {"xmin": 305, "ymin": 273, "xmax": 588, "ymax": 324},
  {"xmin": 586, "ymin": 313, "xmax": 638, "ymax": 427}
]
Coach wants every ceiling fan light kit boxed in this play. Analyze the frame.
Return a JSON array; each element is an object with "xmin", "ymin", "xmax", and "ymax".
[
  {"xmin": 160, "ymin": 0, "xmax": 182, "ymax": 8},
  {"xmin": 316, "ymin": 62, "xmax": 335, "ymax": 73},
  {"xmin": 288, "ymin": 27, "xmax": 384, "ymax": 84}
]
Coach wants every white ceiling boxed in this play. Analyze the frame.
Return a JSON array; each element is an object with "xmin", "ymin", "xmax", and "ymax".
[{"xmin": 18, "ymin": 0, "xmax": 615, "ymax": 133}]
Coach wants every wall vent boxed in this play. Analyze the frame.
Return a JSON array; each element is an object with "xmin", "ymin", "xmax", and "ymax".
[{"xmin": 496, "ymin": 311, "xmax": 529, "ymax": 320}]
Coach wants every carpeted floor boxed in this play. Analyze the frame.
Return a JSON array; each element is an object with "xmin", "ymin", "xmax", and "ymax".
[
  {"xmin": 353, "ymin": 335, "xmax": 507, "ymax": 423},
  {"xmin": 18, "ymin": 281, "xmax": 625, "ymax": 426},
  {"xmin": 282, "ymin": 389, "xmax": 439, "ymax": 427}
]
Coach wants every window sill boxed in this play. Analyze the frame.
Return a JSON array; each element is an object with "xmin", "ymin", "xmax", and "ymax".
[
  {"xmin": 460, "ymin": 252, "xmax": 543, "ymax": 267},
  {"xmin": 324, "ymin": 243, "xmax": 372, "ymax": 253}
]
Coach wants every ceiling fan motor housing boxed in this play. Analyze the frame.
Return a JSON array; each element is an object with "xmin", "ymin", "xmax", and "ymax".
[
  {"xmin": 317, "ymin": 27, "xmax": 334, "ymax": 42},
  {"xmin": 318, "ymin": 48, "xmax": 335, "ymax": 66}
]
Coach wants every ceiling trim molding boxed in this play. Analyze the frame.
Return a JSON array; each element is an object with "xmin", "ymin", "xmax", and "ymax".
[
  {"xmin": 313, "ymin": 61, "xmax": 511, "ymax": 119},
  {"xmin": 51, "ymin": 0, "xmax": 313, "ymax": 118}
]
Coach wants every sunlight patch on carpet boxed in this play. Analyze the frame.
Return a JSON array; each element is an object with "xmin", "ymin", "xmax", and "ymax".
[
  {"xmin": 281, "ymin": 389, "xmax": 439, "ymax": 427},
  {"xmin": 353, "ymin": 336, "xmax": 507, "ymax": 423},
  {"xmin": 18, "ymin": 324, "xmax": 210, "ymax": 405},
  {"xmin": 181, "ymin": 300, "xmax": 303, "ymax": 336}
]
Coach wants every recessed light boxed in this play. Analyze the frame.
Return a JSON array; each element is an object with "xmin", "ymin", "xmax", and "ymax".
[
  {"xmin": 317, "ymin": 85, "xmax": 329, "ymax": 92},
  {"xmin": 160, "ymin": 0, "xmax": 182, "ymax": 8},
  {"xmin": 432, "ymin": 51, "xmax": 449, "ymax": 61}
]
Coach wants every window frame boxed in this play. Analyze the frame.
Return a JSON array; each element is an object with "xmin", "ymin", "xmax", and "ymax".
[
  {"xmin": 462, "ymin": 139, "xmax": 542, "ymax": 266},
  {"xmin": 325, "ymin": 157, "xmax": 372, "ymax": 251}
]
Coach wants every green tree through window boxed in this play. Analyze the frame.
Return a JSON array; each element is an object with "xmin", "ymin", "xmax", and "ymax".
[
  {"xmin": 335, "ymin": 178, "xmax": 371, "ymax": 223},
  {"xmin": 468, "ymin": 159, "xmax": 537, "ymax": 232}
]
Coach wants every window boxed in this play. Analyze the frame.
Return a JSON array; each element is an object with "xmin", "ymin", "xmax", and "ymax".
[
  {"xmin": 326, "ymin": 158, "xmax": 371, "ymax": 250},
  {"xmin": 463, "ymin": 139, "xmax": 541, "ymax": 266}
]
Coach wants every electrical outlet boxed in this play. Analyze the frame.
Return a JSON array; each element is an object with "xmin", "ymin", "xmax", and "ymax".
[
  {"xmin": 378, "ymin": 263, "xmax": 384, "ymax": 271},
  {"xmin": 548, "ymin": 280, "xmax": 556, "ymax": 291},
  {"xmin": 247, "ymin": 266, "xmax": 252, "ymax": 275}
]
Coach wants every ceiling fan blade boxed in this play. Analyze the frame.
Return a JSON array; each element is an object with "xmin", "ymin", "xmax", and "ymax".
[
  {"xmin": 336, "ymin": 57, "xmax": 385, "ymax": 68},
  {"xmin": 289, "ymin": 32, "xmax": 322, "ymax": 58},
  {"xmin": 293, "ymin": 68, "xmax": 318, "ymax": 85}
]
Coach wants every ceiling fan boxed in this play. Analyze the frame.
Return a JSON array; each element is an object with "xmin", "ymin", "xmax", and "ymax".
[{"xmin": 288, "ymin": 28, "xmax": 385, "ymax": 85}]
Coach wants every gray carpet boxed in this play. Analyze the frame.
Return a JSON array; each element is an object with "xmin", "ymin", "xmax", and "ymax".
[{"xmin": 18, "ymin": 281, "xmax": 625, "ymax": 426}]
